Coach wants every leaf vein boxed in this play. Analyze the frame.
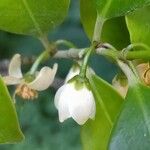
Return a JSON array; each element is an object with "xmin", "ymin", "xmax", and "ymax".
[{"xmin": 22, "ymin": 0, "xmax": 43, "ymax": 36}]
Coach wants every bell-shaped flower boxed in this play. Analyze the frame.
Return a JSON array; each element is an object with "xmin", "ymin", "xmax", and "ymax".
[
  {"xmin": 112, "ymin": 74, "xmax": 128, "ymax": 98},
  {"xmin": 3, "ymin": 54, "xmax": 58, "ymax": 100},
  {"xmin": 54, "ymin": 77, "xmax": 96, "ymax": 125},
  {"xmin": 65, "ymin": 64, "xmax": 80, "ymax": 83},
  {"xmin": 65, "ymin": 63, "xmax": 95, "ymax": 83}
]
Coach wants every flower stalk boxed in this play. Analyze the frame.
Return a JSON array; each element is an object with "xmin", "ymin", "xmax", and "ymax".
[
  {"xmin": 79, "ymin": 47, "xmax": 94, "ymax": 79},
  {"xmin": 29, "ymin": 51, "xmax": 49, "ymax": 75},
  {"xmin": 92, "ymin": 15, "xmax": 105, "ymax": 43},
  {"xmin": 55, "ymin": 39, "xmax": 76, "ymax": 48}
]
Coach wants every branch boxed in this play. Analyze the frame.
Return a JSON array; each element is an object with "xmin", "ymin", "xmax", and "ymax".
[
  {"xmin": 96, "ymin": 47, "xmax": 150, "ymax": 60},
  {"xmin": 53, "ymin": 48, "xmax": 85, "ymax": 59},
  {"xmin": 54, "ymin": 47, "xmax": 150, "ymax": 61}
]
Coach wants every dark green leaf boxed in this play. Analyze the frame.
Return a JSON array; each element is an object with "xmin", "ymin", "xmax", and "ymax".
[
  {"xmin": 81, "ymin": 74, "xmax": 123, "ymax": 150},
  {"xmin": 0, "ymin": 0, "xmax": 70, "ymax": 37},
  {"xmin": 0, "ymin": 76, "xmax": 24, "ymax": 144},
  {"xmin": 126, "ymin": 6, "xmax": 150, "ymax": 47},
  {"xmin": 101, "ymin": 18, "xmax": 130, "ymax": 49},
  {"xmin": 108, "ymin": 83, "xmax": 150, "ymax": 150}
]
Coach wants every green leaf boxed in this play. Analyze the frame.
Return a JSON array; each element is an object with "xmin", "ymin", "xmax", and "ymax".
[
  {"xmin": 81, "ymin": 75, "xmax": 123, "ymax": 150},
  {"xmin": 0, "ymin": 76, "xmax": 24, "ymax": 144},
  {"xmin": 0, "ymin": 0, "xmax": 70, "ymax": 37},
  {"xmin": 80, "ymin": 0, "xmax": 96, "ymax": 40},
  {"xmin": 126, "ymin": 6, "xmax": 150, "ymax": 47},
  {"xmin": 80, "ymin": 0, "xmax": 150, "ymax": 44},
  {"xmin": 95, "ymin": 0, "xmax": 150, "ymax": 19},
  {"xmin": 101, "ymin": 18, "xmax": 130, "ymax": 49},
  {"xmin": 80, "ymin": 0, "xmax": 130, "ymax": 48},
  {"xmin": 108, "ymin": 83, "xmax": 150, "ymax": 150}
]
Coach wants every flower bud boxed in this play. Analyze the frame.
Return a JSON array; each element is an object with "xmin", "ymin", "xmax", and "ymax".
[
  {"xmin": 136, "ymin": 63, "xmax": 150, "ymax": 85},
  {"xmin": 65, "ymin": 63, "xmax": 95, "ymax": 83},
  {"xmin": 54, "ymin": 77, "xmax": 96, "ymax": 125},
  {"xmin": 112, "ymin": 75, "xmax": 128, "ymax": 98},
  {"xmin": 65, "ymin": 64, "xmax": 80, "ymax": 83}
]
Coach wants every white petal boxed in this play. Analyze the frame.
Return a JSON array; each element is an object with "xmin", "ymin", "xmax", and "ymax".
[
  {"xmin": 28, "ymin": 64, "xmax": 58, "ymax": 91},
  {"xmin": 54, "ymin": 85, "xmax": 65, "ymax": 109},
  {"xmin": 68, "ymin": 84, "xmax": 95, "ymax": 125},
  {"xmin": 65, "ymin": 66, "xmax": 80, "ymax": 83},
  {"xmin": 54, "ymin": 84, "xmax": 71, "ymax": 122},
  {"xmin": 3, "ymin": 76, "xmax": 21, "ymax": 85},
  {"xmin": 112, "ymin": 76, "xmax": 128, "ymax": 98},
  {"xmin": 9, "ymin": 54, "xmax": 23, "ymax": 78},
  {"xmin": 65, "ymin": 64, "xmax": 95, "ymax": 84},
  {"xmin": 58, "ymin": 96, "xmax": 71, "ymax": 122}
]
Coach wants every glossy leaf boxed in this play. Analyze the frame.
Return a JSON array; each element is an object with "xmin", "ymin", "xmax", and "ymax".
[
  {"xmin": 108, "ymin": 83, "xmax": 150, "ymax": 150},
  {"xmin": 101, "ymin": 18, "xmax": 130, "ymax": 49},
  {"xmin": 126, "ymin": 6, "xmax": 150, "ymax": 47},
  {"xmin": 80, "ymin": 0, "xmax": 150, "ymax": 23},
  {"xmin": 80, "ymin": 0, "xmax": 130, "ymax": 48},
  {"xmin": 95, "ymin": 0, "xmax": 150, "ymax": 19},
  {"xmin": 0, "ymin": 0, "xmax": 70, "ymax": 36},
  {"xmin": 80, "ymin": 0, "xmax": 150, "ymax": 44},
  {"xmin": 81, "ymin": 74, "xmax": 123, "ymax": 150},
  {"xmin": 0, "ymin": 76, "xmax": 24, "ymax": 144},
  {"xmin": 80, "ymin": 0, "xmax": 96, "ymax": 40}
]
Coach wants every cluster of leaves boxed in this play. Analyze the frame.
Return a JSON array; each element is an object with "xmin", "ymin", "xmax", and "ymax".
[
  {"xmin": 0, "ymin": 0, "xmax": 150, "ymax": 150},
  {"xmin": 80, "ymin": 1, "xmax": 150, "ymax": 150}
]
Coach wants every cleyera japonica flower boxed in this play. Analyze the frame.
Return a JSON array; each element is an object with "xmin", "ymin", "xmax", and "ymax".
[
  {"xmin": 112, "ymin": 75, "xmax": 128, "ymax": 98},
  {"xmin": 65, "ymin": 64, "xmax": 80, "ymax": 83},
  {"xmin": 3, "ymin": 54, "xmax": 58, "ymax": 100},
  {"xmin": 65, "ymin": 63, "xmax": 95, "ymax": 83},
  {"xmin": 54, "ymin": 76, "xmax": 96, "ymax": 125}
]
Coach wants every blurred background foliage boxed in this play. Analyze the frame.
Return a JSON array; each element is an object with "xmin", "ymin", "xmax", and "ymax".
[{"xmin": 0, "ymin": 1, "xmax": 122, "ymax": 150}]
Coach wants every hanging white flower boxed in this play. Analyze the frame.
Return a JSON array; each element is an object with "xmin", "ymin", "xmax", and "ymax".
[
  {"xmin": 65, "ymin": 64, "xmax": 80, "ymax": 83},
  {"xmin": 112, "ymin": 75, "xmax": 128, "ymax": 98},
  {"xmin": 54, "ymin": 79, "xmax": 96, "ymax": 125},
  {"xmin": 65, "ymin": 63, "xmax": 95, "ymax": 83},
  {"xmin": 3, "ymin": 54, "xmax": 58, "ymax": 100}
]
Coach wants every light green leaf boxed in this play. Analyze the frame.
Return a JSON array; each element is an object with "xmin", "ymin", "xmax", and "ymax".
[
  {"xmin": 126, "ymin": 6, "xmax": 150, "ymax": 47},
  {"xmin": 0, "ymin": 0, "xmax": 70, "ymax": 37},
  {"xmin": 80, "ymin": 0, "xmax": 130, "ymax": 48},
  {"xmin": 0, "ymin": 76, "xmax": 24, "ymax": 144},
  {"xmin": 80, "ymin": 0, "xmax": 150, "ymax": 43},
  {"xmin": 96, "ymin": 0, "xmax": 150, "ymax": 19},
  {"xmin": 80, "ymin": 0, "xmax": 96, "ymax": 40},
  {"xmin": 108, "ymin": 83, "xmax": 150, "ymax": 150},
  {"xmin": 81, "ymin": 74, "xmax": 123, "ymax": 150}
]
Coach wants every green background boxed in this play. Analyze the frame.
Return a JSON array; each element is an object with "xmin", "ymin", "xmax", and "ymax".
[{"xmin": 0, "ymin": 1, "xmax": 118, "ymax": 149}]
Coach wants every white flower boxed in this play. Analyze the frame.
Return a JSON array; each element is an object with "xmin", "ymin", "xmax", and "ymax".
[
  {"xmin": 112, "ymin": 75, "xmax": 128, "ymax": 98},
  {"xmin": 65, "ymin": 65, "xmax": 80, "ymax": 83},
  {"xmin": 54, "ymin": 81, "xmax": 96, "ymax": 125},
  {"xmin": 3, "ymin": 54, "xmax": 58, "ymax": 99},
  {"xmin": 65, "ymin": 63, "xmax": 95, "ymax": 83}
]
